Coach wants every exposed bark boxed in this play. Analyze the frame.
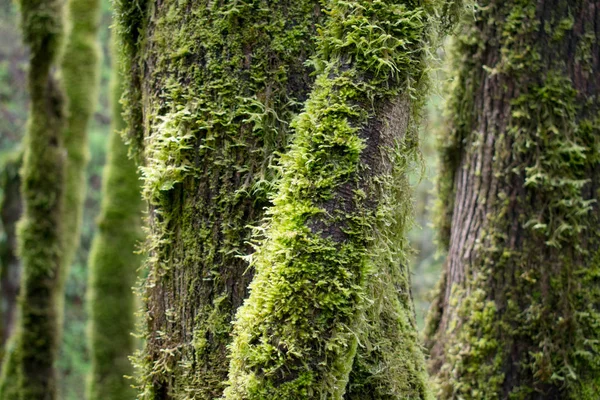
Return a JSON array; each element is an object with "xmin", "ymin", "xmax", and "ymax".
[
  {"xmin": 86, "ymin": 35, "xmax": 144, "ymax": 399},
  {"xmin": 426, "ymin": 1, "xmax": 600, "ymax": 398}
]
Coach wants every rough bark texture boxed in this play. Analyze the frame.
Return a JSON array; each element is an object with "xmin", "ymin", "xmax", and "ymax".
[
  {"xmin": 0, "ymin": 153, "xmax": 22, "ymax": 361},
  {"xmin": 86, "ymin": 33, "xmax": 144, "ymax": 400},
  {"xmin": 115, "ymin": 1, "xmax": 321, "ymax": 398},
  {"xmin": 0, "ymin": 0, "xmax": 68, "ymax": 398},
  {"xmin": 426, "ymin": 1, "xmax": 600, "ymax": 399}
]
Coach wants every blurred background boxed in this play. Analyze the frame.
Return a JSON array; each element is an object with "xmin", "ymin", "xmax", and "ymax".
[{"xmin": 0, "ymin": 1, "xmax": 445, "ymax": 398}]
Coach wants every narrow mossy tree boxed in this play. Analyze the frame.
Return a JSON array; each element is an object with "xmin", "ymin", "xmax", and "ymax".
[
  {"xmin": 86, "ymin": 34, "xmax": 144, "ymax": 399},
  {"xmin": 60, "ymin": 0, "xmax": 101, "ymax": 290},
  {"xmin": 3, "ymin": 0, "xmax": 68, "ymax": 397},
  {"xmin": 115, "ymin": 0, "xmax": 453, "ymax": 399},
  {"xmin": 0, "ymin": 153, "xmax": 22, "ymax": 360},
  {"xmin": 0, "ymin": 0, "xmax": 101, "ymax": 396},
  {"xmin": 426, "ymin": 1, "xmax": 600, "ymax": 398}
]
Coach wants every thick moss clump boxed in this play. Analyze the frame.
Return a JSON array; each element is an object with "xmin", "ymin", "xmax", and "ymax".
[{"xmin": 224, "ymin": 1, "xmax": 437, "ymax": 398}]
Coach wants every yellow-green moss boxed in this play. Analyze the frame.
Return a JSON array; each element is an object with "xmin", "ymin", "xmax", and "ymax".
[{"xmin": 224, "ymin": 1, "xmax": 437, "ymax": 398}]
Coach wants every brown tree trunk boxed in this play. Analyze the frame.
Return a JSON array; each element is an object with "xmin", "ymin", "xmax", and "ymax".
[{"xmin": 426, "ymin": 1, "xmax": 600, "ymax": 399}]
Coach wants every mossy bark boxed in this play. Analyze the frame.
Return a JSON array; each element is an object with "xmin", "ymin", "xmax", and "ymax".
[
  {"xmin": 4, "ymin": 0, "xmax": 68, "ymax": 398},
  {"xmin": 224, "ymin": 1, "xmax": 435, "ymax": 398},
  {"xmin": 116, "ymin": 0, "xmax": 452, "ymax": 398},
  {"xmin": 116, "ymin": 1, "xmax": 321, "ymax": 398},
  {"xmin": 0, "ymin": 153, "xmax": 22, "ymax": 361},
  {"xmin": 60, "ymin": 0, "xmax": 101, "ymax": 291},
  {"xmin": 426, "ymin": 1, "xmax": 600, "ymax": 399},
  {"xmin": 86, "ymin": 37, "xmax": 144, "ymax": 400}
]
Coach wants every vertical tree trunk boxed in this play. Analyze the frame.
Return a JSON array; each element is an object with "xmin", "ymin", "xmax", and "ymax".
[
  {"xmin": 9, "ymin": 0, "xmax": 68, "ymax": 398},
  {"xmin": 86, "ymin": 35, "xmax": 144, "ymax": 399},
  {"xmin": 60, "ymin": 0, "xmax": 101, "ymax": 295},
  {"xmin": 426, "ymin": 1, "xmax": 600, "ymax": 398},
  {"xmin": 116, "ymin": 1, "xmax": 455, "ymax": 398},
  {"xmin": 115, "ymin": 1, "xmax": 321, "ymax": 398}
]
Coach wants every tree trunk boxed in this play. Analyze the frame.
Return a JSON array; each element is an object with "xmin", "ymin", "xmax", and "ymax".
[
  {"xmin": 0, "ymin": 153, "xmax": 22, "ymax": 362},
  {"xmin": 426, "ymin": 1, "xmax": 600, "ymax": 399},
  {"xmin": 224, "ymin": 1, "xmax": 436, "ymax": 398},
  {"xmin": 60, "ymin": 0, "xmax": 101, "ymax": 297},
  {"xmin": 86, "ymin": 31, "xmax": 144, "ymax": 400},
  {"xmin": 115, "ymin": 1, "xmax": 321, "ymax": 398},
  {"xmin": 6, "ymin": 0, "xmax": 68, "ymax": 398}
]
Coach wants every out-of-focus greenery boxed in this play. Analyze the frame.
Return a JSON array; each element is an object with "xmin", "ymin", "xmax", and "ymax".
[
  {"xmin": 0, "ymin": 0, "xmax": 444, "ymax": 397},
  {"xmin": 0, "ymin": 1, "xmax": 112, "ymax": 399}
]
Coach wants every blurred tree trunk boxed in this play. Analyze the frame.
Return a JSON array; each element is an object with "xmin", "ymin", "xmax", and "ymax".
[
  {"xmin": 0, "ymin": 0, "xmax": 69, "ymax": 397},
  {"xmin": 0, "ymin": 154, "xmax": 22, "ymax": 361},
  {"xmin": 426, "ymin": 1, "xmax": 600, "ymax": 398},
  {"xmin": 86, "ymin": 33, "xmax": 144, "ymax": 400},
  {"xmin": 0, "ymin": 0, "xmax": 100, "ymax": 397}
]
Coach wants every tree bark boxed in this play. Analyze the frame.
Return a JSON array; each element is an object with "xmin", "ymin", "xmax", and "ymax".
[
  {"xmin": 0, "ymin": 153, "xmax": 22, "ymax": 362},
  {"xmin": 115, "ymin": 1, "xmax": 321, "ymax": 398},
  {"xmin": 426, "ymin": 1, "xmax": 600, "ymax": 398}
]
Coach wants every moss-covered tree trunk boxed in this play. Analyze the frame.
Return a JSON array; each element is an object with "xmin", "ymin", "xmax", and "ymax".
[
  {"xmin": 115, "ymin": 1, "xmax": 321, "ymax": 398},
  {"xmin": 426, "ymin": 1, "xmax": 600, "ymax": 398},
  {"xmin": 7, "ymin": 0, "xmax": 68, "ymax": 397},
  {"xmin": 224, "ymin": 1, "xmax": 439, "ymax": 398},
  {"xmin": 86, "ymin": 34, "xmax": 144, "ymax": 400},
  {"xmin": 0, "ymin": 154, "xmax": 22, "ymax": 361},
  {"xmin": 116, "ymin": 0, "xmax": 451, "ymax": 398},
  {"xmin": 60, "ymin": 0, "xmax": 101, "ymax": 292}
]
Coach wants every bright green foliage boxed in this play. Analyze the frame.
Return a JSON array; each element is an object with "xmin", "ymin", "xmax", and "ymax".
[
  {"xmin": 60, "ymin": 0, "xmax": 101, "ymax": 291},
  {"xmin": 86, "ymin": 45, "xmax": 144, "ymax": 400},
  {"xmin": 428, "ymin": 1, "xmax": 600, "ymax": 398},
  {"xmin": 224, "ymin": 1, "xmax": 436, "ymax": 398},
  {"xmin": 0, "ymin": 0, "xmax": 69, "ymax": 398}
]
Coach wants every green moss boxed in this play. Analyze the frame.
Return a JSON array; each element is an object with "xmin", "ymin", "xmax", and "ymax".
[
  {"xmin": 86, "ymin": 32, "xmax": 144, "ymax": 400},
  {"xmin": 1, "ymin": 0, "xmax": 69, "ymax": 398},
  {"xmin": 127, "ymin": 1, "xmax": 322, "ymax": 398},
  {"xmin": 428, "ymin": 1, "xmax": 600, "ymax": 398},
  {"xmin": 224, "ymin": 1, "xmax": 436, "ymax": 398},
  {"xmin": 60, "ymin": 0, "xmax": 101, "ymax": 281}
]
